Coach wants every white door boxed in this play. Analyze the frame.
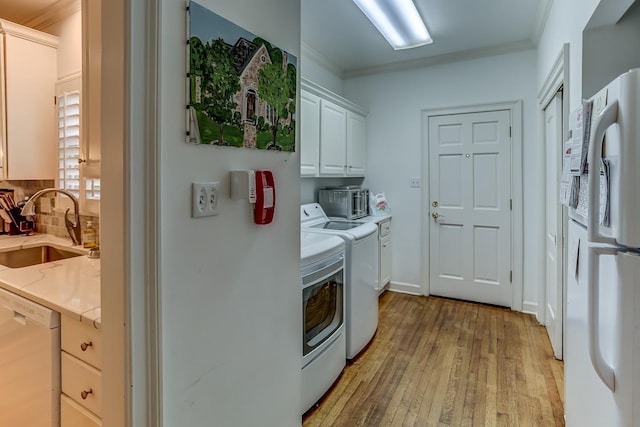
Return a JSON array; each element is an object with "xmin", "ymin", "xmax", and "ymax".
[
  {"xmin": 429, "ymin": 110, "xmax": 512, "ymax": 307},
  {"xmin": 544, "ymin": 92, "xmax": 564, "ymax": 359}
]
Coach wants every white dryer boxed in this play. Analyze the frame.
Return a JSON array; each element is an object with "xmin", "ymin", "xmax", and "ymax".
[
  {"xmin": 300, "ymin": 231, "xmax": 346, "ymax": 414},
  {"xmin": 301, "ymin": 203, "xmax": 379, "ymax": 360}
]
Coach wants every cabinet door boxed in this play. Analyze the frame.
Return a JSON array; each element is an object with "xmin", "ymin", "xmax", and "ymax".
[
  {"xmin": 81, "ymin": 0, "xmax": 101, "ymax": 178},
  {"xmin": 319, "ymin": 100, "xmax": 347, "ymax": 175},
  {"xmin": 346, "ymin": 111, "xmax": 366, "ymax": 177},
  {"xmin": 3, "ymin": 32, "xmax": 57, "ymax": 179},
  {"xmin": 380, "ymin": 234, "xmax": 391, "ymax": 288},
  {"xmin": 300, "ymin": 91, "xmax": 320, "ymax": 176}
]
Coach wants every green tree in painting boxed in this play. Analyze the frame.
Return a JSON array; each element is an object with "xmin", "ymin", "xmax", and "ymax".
[
  {"xmin": 198, "ymin": 38, "xmax": 239, "ymax": 145},
  {"xmin": 258, "ymin": 54, "xmax": 291, "ymax": 148},
  {"xmin": 286, "ymin": 64, "xmax": 297, "ymax": 126},
  {"xmin": 189, "ymin": 37, "xmax": 206, "ymax": 109}
]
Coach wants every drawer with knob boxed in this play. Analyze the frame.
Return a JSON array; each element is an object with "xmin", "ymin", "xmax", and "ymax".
[
  {"xmin": 379, "ymin": 219, "xmax": 391, "ymax": 237},
  {"xmin": 62, "ymin": 352, "xmax": 102, "ymax": 417},
  {"xmin": 61, "ymin": 394, "xmax": 101, "ymax": 427},
  {"xmin": 62, "ymin": 316, "xmax": 101, "ymax": 369}
]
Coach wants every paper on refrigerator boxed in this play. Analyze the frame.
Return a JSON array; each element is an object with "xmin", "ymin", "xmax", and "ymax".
[
  {"xmin": 569, "ymin": 90, "xmax": 607, "ymax": 176},
  {"xmin": 560, "ymin": 140, "xmax": 576, "ymax": 206},
  {"xmin": 574, "ymin": 166, "xmax": 610, "ymax": 226},
  {"xmin": 569, "ymin": 101, "xmax": 594, "ymax": 175},
  {"xmin": 569, "ymin": 106, "xmax": 585, "ymax": 175}
]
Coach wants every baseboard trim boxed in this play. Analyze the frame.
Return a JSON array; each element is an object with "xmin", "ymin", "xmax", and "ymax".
[
  {"xmin": 522, "ymin": 301, "xmax": 538, "ymax": 317},
  {"xmin": 388, "ymin": 281, "xmax": 422, "ymax": 296},
  {"xmin": 387, "ymin": 282, "xmax": 536, "ymax": 316}
]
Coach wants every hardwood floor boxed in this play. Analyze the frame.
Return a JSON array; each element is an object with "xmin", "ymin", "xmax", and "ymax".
[{"xmin": 303, "ymin": 291, "xmax": 565, "ymax": 427}]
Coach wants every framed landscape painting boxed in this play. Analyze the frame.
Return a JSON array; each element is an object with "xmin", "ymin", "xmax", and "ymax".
[{"xmin": 187, "ymin": 1, "xmax": 297, "ymax": 152}]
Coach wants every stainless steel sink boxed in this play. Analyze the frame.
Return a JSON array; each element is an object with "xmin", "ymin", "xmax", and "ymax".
[{"xmin": 0, "ymin": 245, "xmax": 83, "ymax": 268}]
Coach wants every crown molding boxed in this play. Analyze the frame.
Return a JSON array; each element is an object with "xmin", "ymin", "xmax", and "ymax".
[
  {"xmin": 301, "ymin": 78, "xmax": 367, "ymax": 115},
  {"xmin": 23, "ymin": 0, "xmax": 81, "ymax": 32},
  {"xmin": 344, "ymin": 39, "xmax": 535, "ymax": 79},
  {"xmin": 531, "ymin": 0, "xmax": 553, "ymax": 44},
  {"xmin": 301, "ymin": 42, "xmax": 345, "ymax": 79},
  {"xmin": 0, "ymin": 18, "xmax": 59, "ymax": 47}
]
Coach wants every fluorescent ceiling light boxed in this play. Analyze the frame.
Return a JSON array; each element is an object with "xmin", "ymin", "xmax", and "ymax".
[{"xmin": 353, "ymin": 0, "xmax": 432, "ymax": 50}]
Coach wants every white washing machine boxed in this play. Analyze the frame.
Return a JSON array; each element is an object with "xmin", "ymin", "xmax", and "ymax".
[
  {"xmin": 301, "ymin": 203, "xmax": 379, "ymax": 360},
  {"xmin": 300, "ymin": 231, "xmax": 346, "ymax": 414}
]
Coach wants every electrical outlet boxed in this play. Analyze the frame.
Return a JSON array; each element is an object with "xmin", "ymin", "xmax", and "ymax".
[
  {"xmin": 410, "ymin": 177, "xmax": 421, "ymax": 188},
  {"xmin": 192, "ymin": 181, "xmax": 220, "ymax": 218}
]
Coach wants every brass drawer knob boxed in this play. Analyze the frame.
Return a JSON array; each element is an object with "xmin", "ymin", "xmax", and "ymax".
[{"xmin": 81, "ymin": 389, "xmax": 93, "ymax": 400}]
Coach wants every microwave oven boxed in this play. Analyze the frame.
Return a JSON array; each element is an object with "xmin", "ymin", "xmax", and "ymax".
[{"xmin": 318, "ymin": 187, "xmax": 369, "ymax": 220}]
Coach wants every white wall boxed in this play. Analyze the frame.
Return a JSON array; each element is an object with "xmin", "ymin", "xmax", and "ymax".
[
  {"xmin": 343, "ymin": 49, "xmax": 540, "ymax": 304},
  {"xmin": 301, "ymin": 46, "xmax": 345, "ymax": 96},
  {"xmin": 537, "ymin": 0, "xmax": 602, "ymax": 113},
  {"xmin": 582, "ymin": 0, "xmax": 640, "ymax": 98},
  {"xmin": 55, "ymin": 11, "xmax": 81, "ymax": 79},
  {"xmin": 42, "ymin": 10, "xmax": 82, "ymax": 79},
  {"xmin": 159, "ymin": 1, "xmax": 301, "ymax": 425}
]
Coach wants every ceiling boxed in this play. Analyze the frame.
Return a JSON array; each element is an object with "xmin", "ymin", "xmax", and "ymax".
[
  {"xmin": 0, "ymin": 0, "xmax": 77, "ymax": 33},
  {"xmin": 302, "ymin": 0, "xmax": 552, "ymax": 77},
  {"xmin": 0, "ymin": 0, "xmax": 59, "ymax": 26},
  {"xmin": 0, "ymin": 0, "xmax": 553, "ymax": 78}
]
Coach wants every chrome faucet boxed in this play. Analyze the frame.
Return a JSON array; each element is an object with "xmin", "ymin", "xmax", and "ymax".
[{"xmin": 21, "ymin": 188, "xmax": 82, "ymax": 245}]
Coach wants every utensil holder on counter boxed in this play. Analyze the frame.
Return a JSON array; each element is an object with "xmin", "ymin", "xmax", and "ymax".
[
  {"xmin": 0, "ymin": 189, "xmax": 34, "ymax": 235},
  {"xmin": 10, "ymin": 208, "xmax": 34, "ymax": 235},
  {"xmin": 0, "ymin": 189, "xmax": 14, "ymax": 234}
]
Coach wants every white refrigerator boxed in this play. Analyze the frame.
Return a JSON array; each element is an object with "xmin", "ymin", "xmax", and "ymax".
[{"xmin": 565, "ymin": 68, "xmax": 640, "ymax": 426}]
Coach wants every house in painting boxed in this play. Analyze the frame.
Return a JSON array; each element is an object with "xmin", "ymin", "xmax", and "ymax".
[{"xmin": 229, "ymin": 38, "xmax": 292, "ymax": 148}]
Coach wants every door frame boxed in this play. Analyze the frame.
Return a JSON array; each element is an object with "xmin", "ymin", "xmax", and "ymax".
[
  {"xmin": 421, "ymin": 101, "xmax": 524, "ymax": 310},
  {"xmin": 538, "ymin": 44, "xmax": 570, "ymax": 345},
  {"xmin": 101, "ymin": 0, "xmax": 162, "ymax": 426}
]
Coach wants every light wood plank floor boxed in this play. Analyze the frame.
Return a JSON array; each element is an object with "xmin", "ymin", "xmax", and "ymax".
[{"xmin": 303, "ymin": 291, "xmax": 564, "ymax": 427}]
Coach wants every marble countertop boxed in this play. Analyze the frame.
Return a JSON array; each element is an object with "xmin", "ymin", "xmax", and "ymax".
[
  {"xmin": 364, "ymin": 214, "xmax": 392, "ymax": 224},
  {"xmin": 0, "ymin": 234, "xmax": 100, "ymax": 328}
]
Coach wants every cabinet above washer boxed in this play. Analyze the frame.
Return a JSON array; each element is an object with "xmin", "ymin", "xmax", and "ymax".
[{"xmin": 300, "ymin": 79, "xmax": 367, "ymax": 178}]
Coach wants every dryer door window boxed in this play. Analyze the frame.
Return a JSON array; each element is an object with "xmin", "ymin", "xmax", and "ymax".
[{"xmin": 302, "ymin": 262, "xmax": 344, "ymax": 356}]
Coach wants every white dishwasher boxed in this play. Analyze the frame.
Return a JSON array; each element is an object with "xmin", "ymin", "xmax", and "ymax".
[{"xmin": 0, "ymin": 287, "xmax": 61, "ymax": 427}]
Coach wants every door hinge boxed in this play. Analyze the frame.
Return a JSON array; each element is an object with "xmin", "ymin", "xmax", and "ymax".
[
  {"xmin": 510, "ymin": 270, "xmax": 513, "ymax": 283},
  {"xmin": 509, "ymin": 126, "xmax": 512, "ymax": 138},
  {"xmin": 510, "ymin": 199, "xmax": 512, "ymax": 210}
]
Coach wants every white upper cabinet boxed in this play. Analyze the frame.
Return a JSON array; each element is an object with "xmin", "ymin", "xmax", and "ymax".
[
  {"xmin": 300, "ymin": 79, "xmax": 367, "ymax": 177},
  {"xmin": 346, "ymin": 110, "xmax": 366, "ymax": 176},
  {"xmin": 0, "ymin": 20, "xmax": 58, "ymax": 180},
  {"xmin": 300, "ymin": 91, "xmax": 320, "ymax": 176},
  {"xmin": 319, "ymin": 99, "xmax": 347, "ymax": 175}
]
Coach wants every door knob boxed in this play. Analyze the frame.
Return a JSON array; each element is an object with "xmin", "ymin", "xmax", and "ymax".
[
  {"xmin": 432, "ymin": 212, "xmax": 445, "ymax": 221},
  {"xmin": 432, "ymin": 200, "xmax": 438, "ymax": 207}
]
